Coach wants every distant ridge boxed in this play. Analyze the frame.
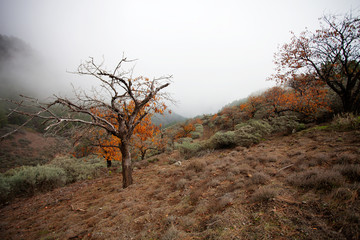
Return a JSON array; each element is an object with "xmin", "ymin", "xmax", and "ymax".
[{"xmin": 152, "ymin": 111, "xmax": 187, "ymax": 127}]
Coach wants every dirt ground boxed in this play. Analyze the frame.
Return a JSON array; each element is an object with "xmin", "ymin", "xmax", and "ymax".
[{"xmin": 1, "ymin": 128, "xmax": 359, "ymax": 239}]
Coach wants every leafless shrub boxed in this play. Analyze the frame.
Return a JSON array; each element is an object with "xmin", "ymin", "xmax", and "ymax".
[
  {"xmin": 333, "ymin": 164, "xmax": 360, "ymax": 182},
  {"xmin": 203, "ymin": 214, "xmax": 225, "ymax": 230},
  {"xmin": 231, "ymin": 163, "xmax": 253, "ymax": 175},
  {"xmin": 249, "ymin": 172, "xmax": 271, "ymax": 185},
  {"xmin": 163, "ymin": 215, "xmax": 176, "ymax": 227},
  {"xmin": 217, "ymin": 193, "xmax": 234, "ymax": 209},
  {"xmin": 331, "ymin": 187, "xmax": 354, "ymax": 201},
  {"xmin": 250, "ymin": 186, "xmax": 279, "ymax": 203},
  {"xmin": 335, "ymin": 152, "xmax": 359, "ymax": 164},
  {"xmin": 226, "ymin": 172, "xmax": 236, "ymax": 182},
  {"xmin": 174, "ymin": 178, "xmax": 187, "ymax": 190},
  {"xmin": 132, "ymin": 160, "xmax": 149, "ymax": 169},
  {"xmin": 287, "ymin": 169, "xmax": 344, "ymax": 191},
  {"xmin": 184, "ymin": 170, "xmax": 197, "ymax": 181},
  {"xmin": 259, "ymin": 154, "xmax": 277, "ymax": 164},
  {"xmin": 207, "ymin": 178, "xmax": 221, "ymax": 188},
  {"xmin": 186, "ymin": 159, "xmax": 206, "ymax": 173},
  {"xmin": 189, "ymin": 188, "xmax": 203, "ymax": 205},
  {"xmin": 208, "ymin": 193, "xmax": 234, "ymax": 212},
  {"xmin": 332, "ymin": 113, "xmax": 360, "ymax": 130},
  {"xmin": 161, "ymin": 225, "xmax": 183, "ymax": 240},
  {"xmin": 310, "ymin": 152, "xmax": 329, "ymax": 166},
  {"xmin": 226, "ymin": 178, "xmax": 245, "ymax": 192},
  {"xmin": 179, "ymin": 216, "xmax": 197, "ymax": 230}
]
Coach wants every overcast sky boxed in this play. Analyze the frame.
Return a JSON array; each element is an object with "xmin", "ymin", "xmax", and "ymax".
[{"xmin": 0, "ymin": 0, "xmax": 359, "ymax": 117}]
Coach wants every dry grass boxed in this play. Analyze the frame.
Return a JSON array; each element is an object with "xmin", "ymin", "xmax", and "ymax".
[
  {"xmin": 249, "ymin": 172, "xmax": 271, "ymax": 185},
  {"xmin": 186, "ymin": 159, "xmax": 206, "ymax": 173},
  {"xmin": 333, "ymin": 164, "xmax": 360, "ymax": 182},
  {"xmin": 335, "ymin": 152, "xmax": 359, "ymax": 164},
  {"xmin": 250, "ymin": 185, "xmax": 279, "ymax": 203},
  {"xmin": 287, "ymin": 169, "xmax": 344, "ymax": 191},
  {"xmin": 1, "ymin": 127, "xmax": 360, "ymax": 240}
]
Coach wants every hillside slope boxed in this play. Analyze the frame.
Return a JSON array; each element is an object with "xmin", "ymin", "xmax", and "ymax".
[
  {"xmin": 1, "ymin": 128, "xmax": 359, "ymax": 239},
  {"xmin": 0, "ymin": 127, "xmax": 70, "ymax": 172}
]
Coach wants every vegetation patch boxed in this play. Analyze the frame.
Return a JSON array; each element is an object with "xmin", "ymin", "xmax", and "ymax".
[
  {"xmin": 287, "ymin": 169, "xmax": 344, "ymax": 191},
  {"xmin": 333, "ymin": 164, "xmax": 360, "ymax": 182},
  {"xmin": 207, "ymin": 131, "xmax": 236, "ymax": 149},
  {"xmin": 0, "ymin": 155, "xmax": 107, "ymax": 204},
  {"xmin": 177, "ymin": 141, "xmax": 203, "ymax": 159},
  {"xmin": 250, "ymin": 185, "xmax": 279, "ymax": 203}
]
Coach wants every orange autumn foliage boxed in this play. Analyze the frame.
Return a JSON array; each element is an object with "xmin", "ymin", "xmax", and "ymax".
[
  {"xmin": 90, "ymin": 97, "xmax": 167, "ymax": 162},
  {"xmin": 175, "ymin": 123, "xmax": 196, "ymax": 140},
  {"xmin": 240, "ymin": 95, "xmax": 264, "ymax": 118},
  {"xmin": 239, "ymin": 81, "xmax": 330, "ymax": 119}
]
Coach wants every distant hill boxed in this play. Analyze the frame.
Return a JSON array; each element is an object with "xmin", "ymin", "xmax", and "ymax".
[
  {"xmin": 219, "ymin": 97, "xmax": 248, "ymax": 111},
  {"xmin": 0, "ymin": 34, "xmax": 40, "ymax": 98},
  {"xmin": 152, "ymin": 111, "xmax": 187, "ymax": 127}
]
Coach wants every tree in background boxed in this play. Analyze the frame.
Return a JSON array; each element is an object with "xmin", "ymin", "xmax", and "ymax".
[
  {"xmin": 240, "ymin": 95, "xmax": 264, "ymax": 118},
  {"xmin": 3, "ymin": 57, "xmax": 171, "ymax": 188},
  {"xmin": 175, "ymin": 122, "xmax": 196, "ymax": 140},
  {"xmin": 219, "ymin": 106, "xmax": 242, "ymax": 130},
  {"xmin": 273, "ymin": 12, "xmax": 360, "ymax": 114}
]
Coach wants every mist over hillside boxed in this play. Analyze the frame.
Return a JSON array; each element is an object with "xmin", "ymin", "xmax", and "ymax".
[
  {"xmin": 152, "ymin": 111, "xmax": 187, "ymax": 127},
  {"xmin": 0, "ymin": 34, "xmax": 71, "ymax": 100},
  {"xmin": 0, "ymin": 35, "xmax": 39, "ymax": 98}
]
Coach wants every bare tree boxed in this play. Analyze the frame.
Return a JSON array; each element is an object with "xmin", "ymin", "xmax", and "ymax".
[
  {"xmin": 273, "ymin": 12, "xmax": 360, "ymax": 113},
  {"xmin": 1, "ymin": 57, "xmax": 172, "ymax": 188}
]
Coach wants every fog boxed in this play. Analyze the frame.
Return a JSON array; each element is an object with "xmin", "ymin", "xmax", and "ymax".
[{"xmin": 0, "ymin": 0, "xmax": 359, "ymax": 117}]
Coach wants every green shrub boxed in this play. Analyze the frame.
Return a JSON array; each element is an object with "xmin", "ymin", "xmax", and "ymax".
[
  {"xmin": 0, "ymin": 175, "xmax": 10, "ymax": 203},
  {"xmin": 194, "ymin": 123, "xmax": 204, "ymax": 133},
  {"xmin": 176, "ymin": 137, "xmax": 193, "ymax": 144},
  {"xmin": 177, "ymin": 141, "xmax": 203, "ymax": 159},
  {"xmin": 49, "ymin": 156, "xmax": 104, "ymax": 183},
  {"xmin": 191, "ymin": 131, "xmax": 202, "ymax": 139},
  {"xmin": 234, "ymin": 125, "xmax": 261, "ymax": 147},
  {"xmin": 233, "ymin": 120, "xmax": 273, "ymax": 147},
  {"xmin": 269, "ymin": 115, "xmax": 301, "ymax": 134},
  {"xmin": 190, "ymin": 123, "xmax": 204, "ymax": 139},
  {"xmin": 5, "ymin": 165, "xmax": 66, "ymax": 198},
  {"xmin": 246, "ymin": 119, "xmax": 273, "ymax": 136},
  {"xmin": 207, "ymin": 131, "xmax": 236, "ymax": 149},
  {"xmin": 0, "ymin": 155, "xmax": 107, "ymax": 204}
]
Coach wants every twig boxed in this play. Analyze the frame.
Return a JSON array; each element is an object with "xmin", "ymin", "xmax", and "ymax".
[
  {"xmin": 276, "ymin": 164, "xmax": 294, "ymax": 174},
  {"xmin": 70, "ymin": 205, "xmax": 86, "ymax": 212}
]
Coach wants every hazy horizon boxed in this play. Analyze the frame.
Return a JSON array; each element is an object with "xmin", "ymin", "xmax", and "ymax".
[{"xmin": 1, "ymin": 0, "xmax": 359, "ymax": 117}]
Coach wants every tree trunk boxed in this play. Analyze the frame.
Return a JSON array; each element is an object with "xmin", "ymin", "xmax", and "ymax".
[
  {"xmin": 141, "ymin": 149, "xmax": 147, "ymax": 160},
  {"xmin": 341, "ymin": 93, "xmax": 353, "ymax": 113},
  {"xmin": 106, "ymin": 160, "xmax": 112, "ymax": 168},
  {"xmin": 120, "ymin": 142, "xmax": 133, "ymax": 188}
]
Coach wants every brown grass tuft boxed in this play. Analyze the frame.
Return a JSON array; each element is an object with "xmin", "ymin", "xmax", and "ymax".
[
  {"xmin": 333, "ymin": 164, "xmax": 360, "ymax": 182},
  {"xmin": 249, "ymin": 172, "xmax": 271, "ymax": 185},
  {"xmin": 287, "ymin": 169, "xmax": 344, "ymax": 191},
  {"xmin": 250, "ymin": 186, "xmax": 279, "ymax": 203},
  {"xmin": 186, "ymin": 159, "xmax": 206, "ymax": 173}
]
